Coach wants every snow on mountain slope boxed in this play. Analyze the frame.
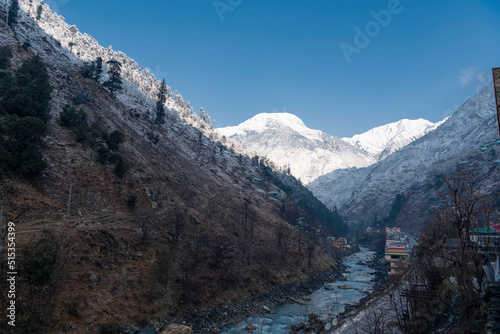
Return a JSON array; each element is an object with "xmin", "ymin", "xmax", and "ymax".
[
  {"xmin": 343, "ymin": 118, "xmax": 446, "ymax": 160},
  {"xmin": 310, "ymin": 84, "xmax": 499, "ymax": 225},
  {"xmin": 218, "ymin": 113, "xmax": 376, "ymax": 184},
  {"xmin": 219, "ymin": 112, "xmax": 325, "ymax": 142},
  {"xmin": 12, "ymin": 0, "xmax": 220, "ymax": 138}
]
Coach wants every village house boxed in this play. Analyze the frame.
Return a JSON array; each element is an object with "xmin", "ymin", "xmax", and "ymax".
[{"xmin": 385, "ymin": 227, "xmax": 411, "ymax": 275}]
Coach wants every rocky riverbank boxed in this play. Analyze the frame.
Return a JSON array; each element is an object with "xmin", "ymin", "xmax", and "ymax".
[
  {"xmin": 182, "ymin": 261, "xmax": 348, "ymax": 333},
  {"xmin": 122, "ymin": 258, "xmax": 349, "ymax": 334}
]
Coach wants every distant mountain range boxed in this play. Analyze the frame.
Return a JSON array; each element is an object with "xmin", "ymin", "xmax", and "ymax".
[{"xmin": 218, "ymin": 113, "xmax": 444, "ymax": 184}]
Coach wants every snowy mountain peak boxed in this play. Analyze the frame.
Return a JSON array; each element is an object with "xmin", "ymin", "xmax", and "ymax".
[
  {"xmin": 343, "ymin": 118, "xmax": 445, "ymax": 160},
  {"xmin": 219, "ymin": 112, "xmax": 323, "ymax": 142},
  {"xmin": 218, "ymin": 113, "xmax": 375, "ymax": 184},
  {"xmin": 219, "ymin": 113, "xmax": 445, "ymax": 185}
]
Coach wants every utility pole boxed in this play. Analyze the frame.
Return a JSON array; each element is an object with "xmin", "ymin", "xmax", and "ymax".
[
  {"xmin": 66, "ymin": 184, "xmax": 72, "ymax": 218},
  {"xmin": 492, "ymin": 68, "xmax": 500, "ymax": 138}
]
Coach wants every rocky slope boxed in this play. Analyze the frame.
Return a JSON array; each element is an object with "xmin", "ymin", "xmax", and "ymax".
[{"xmin": 310, "ymin": 85, "xmax": 500, "ymax": 227}]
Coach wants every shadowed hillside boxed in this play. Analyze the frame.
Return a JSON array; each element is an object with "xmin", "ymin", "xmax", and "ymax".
[{"xmin": 0, "ymin": 6, "xmax": 344, "ymax": 333}]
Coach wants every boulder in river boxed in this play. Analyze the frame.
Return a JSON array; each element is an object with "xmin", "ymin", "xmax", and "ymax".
[
  {"xmin": 288, "ymin": 297, "xmax": 307, "ymax": 305},
  {"xmin": 245, "ymin": 324, "xmax": 257, "ymax": 331},
  {"xmin": 161, "ymin": 324, "xmax": 193, "ymax": 334},
  {"xmin": 337, "ymin": 285, "xmax": 354, "ymax": 289}
]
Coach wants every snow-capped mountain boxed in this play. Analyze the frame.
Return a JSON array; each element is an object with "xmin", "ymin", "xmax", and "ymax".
[
  {"xmin": 218, "ymin": 113, "xmax": 376, "ymax": 184},
  {"xmin": 343, "ymin": 118, "xmax": 446, "ymax": 161},
  {"xmin": 218, "ymin": 113, "xmax": 443, "ymax": 185},
  {"xmin": 310, "ymin": 84, "xmax": 499, "ymax": 226}
]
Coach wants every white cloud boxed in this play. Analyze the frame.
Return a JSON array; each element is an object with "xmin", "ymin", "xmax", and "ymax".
[{"xmin": 460, "ymin": 66, "xmax": 476, "ymax": 87}]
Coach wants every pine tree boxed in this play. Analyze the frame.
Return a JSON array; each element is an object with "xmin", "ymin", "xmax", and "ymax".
[
  {"xmin": 94, "ymin": 57, "xmax": 103, "ymax": 82},
  {"xmin": 36, "ymin": 4, "xmax": 42, "ymax": 22},
  {"xmin": 68, "ymin": 25, "xmax": 77, "ymax": 52},
  {"xmin": 0, "ymin": 46, "xmax": 13, "ymax": 114},
  {"xmin": 0, "ymin": 45, "xmax": 12, "ymax": 70},
  {"xmin": 103, "ymin": 59, "xmax": 122, "ymax": 97},
  {"xmin": 1, "ymin": 116, "xmax": 48, "ymax": 179},
  {"xmin": 6, "ymin": 56, "xmax": 53, "ymax": 122},
  {"xmin": 7, "ymin": 0, "xmax": 20, "ymax": 26},
  {"xmin": 80, "ymin": 57, "xmax": 103, "ymax": 82},
  {"xmin": 155, "ymin": 100, "xmax": 165, "ymax": 124},
  {"xmin": 80, "ymin": 61, "xmax": 96, "ymax": 78},
  {"xmin": 155, "ymin": 79, "xmax": 167, "ymax": 123},
  {"xmin": 199, "ymin": 107, "xmax": 205, "ymax": 122},
  {"xmin": 157, "ymin": 79, "xmax": 167, "ymax": 103}
]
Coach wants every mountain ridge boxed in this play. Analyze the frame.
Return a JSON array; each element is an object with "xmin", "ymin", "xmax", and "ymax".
[
  {"xmin": 218, "ymin": 112, "xmax": 444, "ymax": 184},
  {"xmin": 343, "ymin": 117, "xmax": 446, "ymax": 160},
  {"xmin": 218, "ymin": 112, "xmax": 376, "ymax": 184},
  {"xmin": 309, "ymin": 84, "xmax": 499, "ymax": 226}
]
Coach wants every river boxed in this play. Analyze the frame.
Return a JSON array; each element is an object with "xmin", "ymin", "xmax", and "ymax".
[{"xmin": 221, "ymin": 247, "xmax": 377, "ymax": 333}]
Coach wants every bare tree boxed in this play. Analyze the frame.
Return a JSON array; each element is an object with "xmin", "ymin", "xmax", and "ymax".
[
  {"xmin": 169, "ymin": 206, "xmax": 187, "ymax": 244},
  {"xmin": 275, "ymin": 224, "xmax": 291, "ymax": 263},
  {"xmin": 207, "ymin": 235, "xmax": 234, "ymax": 271},
  {"xmin": 306, "ymin": 236, "xmax": 316, "ymax": 268},
  {"xmin": 435, "ymin": 172, "xmax": 483, "ymax": 308},
  {"xmin": 138, "ymin": 217, "xmax": 155, "ymax": 244},
  {"xmin": 437, "ymin": 173, "xmax": 479, "ymax": 256},
  {"xmin": 243, "ymin": 198, "xmax": 251, "ymax": 230}
]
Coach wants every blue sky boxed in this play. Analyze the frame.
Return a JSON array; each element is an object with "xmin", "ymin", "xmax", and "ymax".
[{"xmin": 48, "ymin": 0, "xmax": 500, "ymax": 137}]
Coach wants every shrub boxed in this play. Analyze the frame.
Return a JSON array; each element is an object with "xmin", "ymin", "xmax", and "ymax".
[
  {"xmin": 59, "ymin": 104, "xmax": 87, "ymax": 128},
  {"xmin": 97, "ymin": 147, "xmax": 110, "ymax": 164},
  {"xmin": 106, "ymin": 130, "xmax": 124, "ymax": 151},
  {"xmin": 23, "ymin": 235, "xmax": 57, "ymax": 285},
  {"xmin": 127, "ymin": 194, "xmax": 138, "ymax": 209},
  {"xmin": 22, "ymin": 41, "xmax": 30, "ymax": 50},
  {"xmin": 114, "ymin": 156, "xmax": 129, "ymax": 178},
  {"xmin": 146, "ymin": 131, "xmax": 159, "ymax": 144},
  {"xmin": 108, "ymin": 152, "xmax": 121, "ymax": 164},
  {"xmin": 75, "ymin": 120, "xmax": 107, "ymax": 147},
  {"xmin": 99, "ymin": 323, "xmax": 122, "ymax": 334}
]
